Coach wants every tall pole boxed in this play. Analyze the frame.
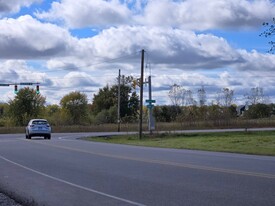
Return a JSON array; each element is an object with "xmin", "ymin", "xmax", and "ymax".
[
  {"xmin": 117, "ymin": 69, "xmax": 121, "ymax": 132},
  {"xmin": 139, "ymin": 49, "xmax": 145, "ymax": 139}
]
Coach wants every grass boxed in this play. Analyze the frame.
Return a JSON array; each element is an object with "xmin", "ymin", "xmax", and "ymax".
[
  {"xmin": 83, "ymin": 131, "xmax": 275, "ymax": 156},
  {"xmin": 1, "ymin": 123, "xmax": 275, "ymax": 156}
]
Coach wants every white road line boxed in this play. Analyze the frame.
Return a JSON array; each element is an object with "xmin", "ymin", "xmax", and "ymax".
[{"xmin": 0, "ymin": 155, "xmax": 146, "ymax": 206}]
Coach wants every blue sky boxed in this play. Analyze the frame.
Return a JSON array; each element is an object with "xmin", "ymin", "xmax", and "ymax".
[{"xmin": 0, "ymin": 0, "xmax": 275, "ymax": 106}]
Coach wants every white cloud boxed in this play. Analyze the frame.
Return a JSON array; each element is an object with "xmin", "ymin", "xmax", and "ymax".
[
  {"xmin": 0, "ymin": 15, "xmax": 77, "ymax": 59},
  {"xmin": 0, "ymin": 0, "xmax": 41, "ymax": 15},
  {"xmin": 62, "ymin": 72, "xmax": 100, "ymax": 87},
  {"xmin": 35, "ymin": 0, "xmax": 132, "ymax": 28},
  {"xmin": 0, "ymin": 17, "xmax": 274, "ymax": 76},
  {"xmin": 36, "ymin": 0, "xmax": 275, "ymax": 31},
  {"xmin": 138, "ymin": 0, "xmax": 275, "ymax": 30},
  {"xmin": 88, "ymin": 26, "xmax": 243, "ymax": 69},
  {"xmin": 237, "ymin": 50, "xmax": 275, "ymax": 71},
  {"xmin": 0, "ymin": 60, "xmax": 20, "ymax": 81},
  {"xmin": 0, "ymin": 60, "xmax": 52, "ymax": 84}
]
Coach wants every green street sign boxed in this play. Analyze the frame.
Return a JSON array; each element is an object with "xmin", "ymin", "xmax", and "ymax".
[
  {"xmin": 146, "ymin": 99, "xmax": 156, "ymax": 103},
  {"xmin": 20, "ymin": 82, "xmax": 33, "ymax": 85}
]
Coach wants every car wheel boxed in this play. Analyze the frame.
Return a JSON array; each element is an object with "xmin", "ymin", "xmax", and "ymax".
[
  {"xmin": 45, "ymin": 134, "xmax": 51, "ymax": 140},
  {"xmin": 26, "ymin": 133, "xmax": 31, "ymax": 139}
]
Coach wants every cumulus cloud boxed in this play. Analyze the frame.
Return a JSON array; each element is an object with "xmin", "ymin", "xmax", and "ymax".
[
  {"xmin": 0, "ymin": 60, "xmax": 20, "ymax": 82},
  {"xmin": 87, "ymin": 26, "xmax": 244, "ymax": 69},
  {"xmin": 0, "ymin": 60, "xmax": 54, "ymax": 86},
  {"xmin": 36, "ymin": 25, "xmax": 245, "ymax": 74},
  {"xmin": 35, "ymin": 0, "xmax": 275, "ymax": 30},
  {"xmin": 63, "ymin": 72, "xmax": 100, "ymax": 87},
  {"xmin": 30, "ymin": 24, "xmax": 274, "ymax": 75},
  {"xmin": 0, "ymin": 16, "xmax": 273, "ymax": 75},
  {"xmin": 35, "ymin": 0, "xmax": 132, "ymax": 28},
  {"xmin": 237, "ymin": 50, "xmax": 275, "ymax": 71},
  {"xmin": 0, "ymin": 15, "xmax": 77, "ymax": 59},
  {"xmin": 138, "ymin": 0, "xmax": 275, "ymax": 30},
  {"xmin": 0, "ymin": 0, "xmax": 41, "ymax": 15}
]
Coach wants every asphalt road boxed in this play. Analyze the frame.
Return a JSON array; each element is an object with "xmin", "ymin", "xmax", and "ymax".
[{"xmin": 0, "ymin": 132, "xmax": 275, "ymax": 206}]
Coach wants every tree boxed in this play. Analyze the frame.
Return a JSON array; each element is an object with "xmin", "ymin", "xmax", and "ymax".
[
  {"xmin": 260, "ymin": 18, "xmax": 275, "ymax": 53},
  {"xmin": 216, "ymin": 88, "xmax": 234, "ymax": 107},
  {"xmin": 91, "ymin": 75, "xmax": 139, "ymax": 122},
  {"xmin": 91, "ymin": 85, "xmax": 115, "ymax": 115},
  {"xmin": 60, "ymin": 91, "xmax": 89, "ymax": 125},
  {"xmin": 245, "ymin": 87, "xmax": 268, "ymax": 105},
  {"xmin": 197, "ymin": 86, "xmax": 206, "ymax": 106},
  {"xmin": 243, "ymin": 104, "xmax": 270, "ymax": 119},
  {"xmin": 185, "ymin": 90, "xmax": 196, "ymax": 106},
  {"xmin": 44, "ymin": 104, "xmax": 62, "ymax": 126},
  {"xmin": 153, "ymin": 105, "xmax": 181, "ymax": 122},
  {"xmin": 8, "ymin": 87, "xmax": 46, "ymax": 126},
  {"xmin": 112, "ymin": 76, "xmax": 139, "ymax": 119},
  {"xmin": 168, "ymin": 84, "xmax": 185, "ymax": 106},
  {"xmin": 0, "ymin": 103, "xmax": 9, "ymax": 126},
  {"xmin": 0, "ymin": 103, "xmax": 8, "ymax": 118}
]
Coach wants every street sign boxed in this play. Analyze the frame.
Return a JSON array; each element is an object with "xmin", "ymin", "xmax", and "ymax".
[
  {"xmin": 0, "ymin": 84, "xmax": 9, "ymax": 86},
  {"xmin": 146, "ymin": 99, "xmax": 156, "ymax": 103},
  {"xmin": 20, "ymin": 82, "xmax": 33, "ymax": 85}
]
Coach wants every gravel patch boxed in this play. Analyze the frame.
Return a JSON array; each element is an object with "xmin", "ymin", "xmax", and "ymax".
[{"xmin": 0, "ymin": 193, "xmax": 22, "ymax": 206}]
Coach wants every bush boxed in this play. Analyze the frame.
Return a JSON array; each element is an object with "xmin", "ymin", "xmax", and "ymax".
[{"xmin": 243, "ymin": 104, "xmax": 270, "ymax": 119}]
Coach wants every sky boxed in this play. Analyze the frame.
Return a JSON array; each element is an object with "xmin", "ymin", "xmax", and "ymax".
[{"xmin": 0, "ymin": 0, "xmax": 275, "ymax": 106}]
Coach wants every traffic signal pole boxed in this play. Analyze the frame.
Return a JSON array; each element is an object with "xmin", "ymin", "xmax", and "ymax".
[{"xmin": 0, "ymin": 82, "xmax": 40, "ymax": 94}]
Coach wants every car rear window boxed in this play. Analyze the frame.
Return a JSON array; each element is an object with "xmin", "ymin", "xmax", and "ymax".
[{"xmin": 32, "ymin": 121, "xmax": 48, "ymax": 125}]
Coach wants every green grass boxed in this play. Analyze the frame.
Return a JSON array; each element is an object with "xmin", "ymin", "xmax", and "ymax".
[{"xmin": 84, "ymin": 131, "xmax": 275, "ymax": 156}]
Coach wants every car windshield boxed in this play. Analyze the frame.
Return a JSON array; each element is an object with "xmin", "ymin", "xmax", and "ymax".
[{"xmin": 32, "ymin": 120, "xmax": 48, "ymax": 125}]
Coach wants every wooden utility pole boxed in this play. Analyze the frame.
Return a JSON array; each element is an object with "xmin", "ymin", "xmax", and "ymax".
[{"xmin": 139, "ymin": 49, "xmax": 145, "ymax": 139}]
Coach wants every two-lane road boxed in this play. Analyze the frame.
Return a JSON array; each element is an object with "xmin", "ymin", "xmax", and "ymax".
[{"xmin": 0, "ymin": 133, "xmax": 275, "ymax": 206}]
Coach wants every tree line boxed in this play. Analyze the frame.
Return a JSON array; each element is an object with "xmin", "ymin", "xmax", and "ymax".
[
  {"xmin": 0, "ymin": 75, "xmax": 138, "ymax": 126},
  {"xmin": 0, "ymin": 76, "xmax": 275, "ymax": 127},
  {"xmin": 164, "ymin": 84, "xmax": 275, "ymax": 124},
  {"xmin": 168, "ymin": 84, "xmax": 270, "ymax": 107}
]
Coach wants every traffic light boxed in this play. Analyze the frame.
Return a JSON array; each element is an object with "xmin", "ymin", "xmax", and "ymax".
[
  {"xmin": 36, "ymin": 85, "xmax": 40, "ymax": 94},
  {"xmin": 14, "ymin": 85, "xmax": 18, "ymax": 94}
]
